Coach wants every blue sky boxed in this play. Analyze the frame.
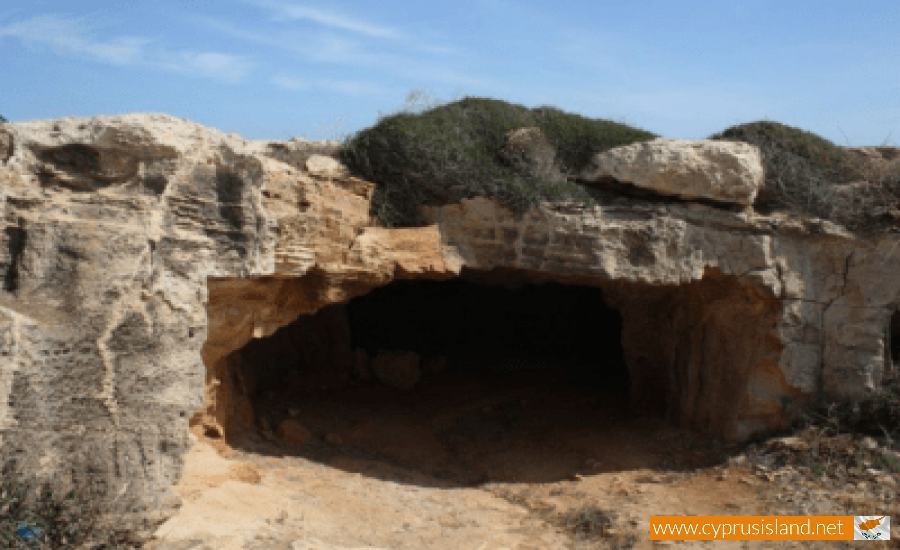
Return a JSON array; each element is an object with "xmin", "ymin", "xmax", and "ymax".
[{"xmin": 1, "ymin": 1, "xmax": 897, "ymax": 146}]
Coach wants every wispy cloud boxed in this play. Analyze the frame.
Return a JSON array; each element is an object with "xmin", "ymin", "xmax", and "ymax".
[
  {"xmin": 195, "ymin": 16, "xmax": 494, "ymax": 90},
  {"xmin": 0, "ymin": 14, "xmax": 149, "ymax": 65},
  {"xmin": 316, "ymin": 78, "xmax": 389, "ymax": 97},
  {"xmin": 252, "ymin": 0, "xmax": 400, "ymax": 39},
  {"xmin": 272, "ymin": 73, "xmax": 390, "ymax": 97},
  {"xmin": 271, "ymin": 74, "xmax": 308, "ymax": 90},
  {"xmin": 0, "ymin": 14, "xmax": 254, "ymax": 83},
  {"xmin": 157, "ymin": 51, "xmax": 254, "ymax": 83}
]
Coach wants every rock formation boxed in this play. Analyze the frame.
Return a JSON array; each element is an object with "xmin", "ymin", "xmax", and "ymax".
[
  {"xmin": 1, "ymin": 114, "xmax": 899, "ymax": 543},
  {"xmin": 579, "ymin": 137, "xmax": 765, "ymax": 206}
]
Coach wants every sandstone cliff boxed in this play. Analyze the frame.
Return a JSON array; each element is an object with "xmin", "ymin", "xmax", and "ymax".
[{"xmin": 1, "ymin": 114, "xmax": 898, "ymax": 542}]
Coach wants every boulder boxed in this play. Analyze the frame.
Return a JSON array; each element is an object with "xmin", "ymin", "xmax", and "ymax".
[
  {"xmin": 306, "ymin": 154, "xmax": 349, "ymax": 178},
  {"xmin": 371, "ymin": 350, "xmax": 421, "ymax": 390},
  {"xmin": 579, "ymin": 137, "xmax": 764, "ymax": 206}
]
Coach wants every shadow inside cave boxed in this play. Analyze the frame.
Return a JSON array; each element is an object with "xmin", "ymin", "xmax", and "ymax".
[{"xmin": 211, "ymin": 274, "xmax": 731, "ymax": 488}]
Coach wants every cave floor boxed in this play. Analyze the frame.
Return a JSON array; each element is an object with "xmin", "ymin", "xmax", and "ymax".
[{"xmin": 146, "ymin": 369, "xmax": 899, "ymax": 549}]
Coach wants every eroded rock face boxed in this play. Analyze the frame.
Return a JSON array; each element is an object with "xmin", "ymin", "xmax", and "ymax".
[
  {"xmin": 580, "ymin": 137, "xmax": 765, "ymax": 206},
  {"xmin": 1, "ymin": 114, "xmax": 898, "ymax": 543},
  {"xmin": 0, "ymin": 128, "xmax": 13, "ymax": 163}
]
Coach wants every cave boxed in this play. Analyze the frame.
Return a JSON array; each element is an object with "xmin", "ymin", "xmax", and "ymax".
[
  {"xmin": 220, "ymin": 276, "xmax": 641, "ymax": 484},
  {"xmin": 195, "ymin": 265, "xmax": 786, "ymax": 486}
]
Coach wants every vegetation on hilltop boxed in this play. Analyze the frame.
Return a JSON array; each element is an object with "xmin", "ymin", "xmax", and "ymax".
[
  {"xmin": 336, "ymin": 90, "xmax": 899, "ymax": 232},
  {"xmin": 338, "ymin": 92, "xmax": 659, "ymax": 227},
  {"xmin": 708, "ymin": 120, "xmax": 900, "ymax": 230}
]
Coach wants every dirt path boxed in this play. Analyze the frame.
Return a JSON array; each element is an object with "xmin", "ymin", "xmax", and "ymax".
[{"xmin": 145, "ymin": 372, "xmax": 900, "ymax": 549}]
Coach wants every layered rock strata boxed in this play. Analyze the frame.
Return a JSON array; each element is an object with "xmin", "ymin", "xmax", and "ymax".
[{"xmin": 1, "ymin": 114, "xmax": 898, "ymax": 542}]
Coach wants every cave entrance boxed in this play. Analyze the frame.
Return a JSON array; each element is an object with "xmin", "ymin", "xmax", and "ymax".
[{"xmin": 216, "ymin": 274, "xmax": 731, "ymax": 486}]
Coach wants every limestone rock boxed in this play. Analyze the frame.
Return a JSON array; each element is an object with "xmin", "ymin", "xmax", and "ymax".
[
  {"xmin": 2, "ymin": 113, "xmax": 900, "ymax": 546},
  {"xmin": 580, "ymin": 137, "xmax": 764, "ymax": 206},
  {"xmin": 306, "ymin": 154, "xmax": 349, "ymax": 178},
  {"xmin": 371, "ymin": 350, "xmax": 421, "ymax": 390},
  {"xmin": 0, "ymin": 128, "xmax": 12, "ymax": 163}
]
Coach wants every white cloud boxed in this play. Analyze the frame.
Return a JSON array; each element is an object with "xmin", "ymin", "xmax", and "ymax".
[
  {"xmin": 157, "ymin": 52, "xmax": 254, "ymax": 83},
  {"xmin": 0, "ymin": 14, "xmax": 254, "ymax": 83},
  {"xmin": 271, "ymin": 74, "xmax": 308, "ymax": 90},
  {"xmin": 0, "ymin": 14, "xmax": 149, "ymax": 66},
  {"xmin": 316, "ymin": 78, "xmax": 388, "ymax": 97},
  {"xmin": 195, "ymin": 16, "xmax": 495, "ymax": 90},
  {"xmin": 251, "ymin": 1, "xmax": 399, "ymax": 39},
  {"xmin": 272, "ymin": 73, "xmax": 390, "ymax": 97}
]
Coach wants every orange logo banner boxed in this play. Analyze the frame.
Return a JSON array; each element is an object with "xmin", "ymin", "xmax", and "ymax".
[{"xmin": 650, "ymin": 516, "xmax": 859, "ymax": 540}]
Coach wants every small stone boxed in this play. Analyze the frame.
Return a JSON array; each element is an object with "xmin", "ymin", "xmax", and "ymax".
[
  {"xmin": 878, "ymin": 475, "xmax": 897, "ymax": 487},
  {"xmin": 276, "ymin": 419, "xmax": 312, "ymax": 445},
  {"xmin": 288, "ymin": 408, "xmax": 300, "ymax": 417},
  {"xmin": 729, "ymin": 454, "xmax": 748, "ymax": 466},
  {"xmin": 767, "ymin": 436, "xmax": 810, "ymax": 452},
  {"xmin": 861, "ymin": 437, "xmax": 879, "ymax": 451}
]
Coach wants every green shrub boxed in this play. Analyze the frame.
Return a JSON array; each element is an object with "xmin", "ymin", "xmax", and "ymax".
[
  {"xmin": 708, "ymin": 120, "xmax": 899, "ymax": 230},
  {"xmin": 339, "ymin": 94, "xmax": 658, "ymax": 227},
  {"xmin": 0, "ymin": 115, "xmax": 7, "ymax": 123}
]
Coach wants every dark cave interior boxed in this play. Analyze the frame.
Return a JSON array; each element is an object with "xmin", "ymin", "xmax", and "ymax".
[
  {"xmin": 224, "ymin": 276, "xmax": 653, "ymax": 483},
  {"xmin": 347, "ymin": 278, "xmax": 629, "ymax": 386},
  {"xmin": 234, "ymin": 277, "xmax": 631, "ymax": 401}
]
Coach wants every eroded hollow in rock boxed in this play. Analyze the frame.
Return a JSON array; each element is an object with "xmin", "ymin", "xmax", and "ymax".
[
  {"xmin": 197, "ymin": 266, "xmax": 787, "ymax": 487},
  {"xmin": 206, "ymin": 275, "xmax": 738, "ymax": 485}
]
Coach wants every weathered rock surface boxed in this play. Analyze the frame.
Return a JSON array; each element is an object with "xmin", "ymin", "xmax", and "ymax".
[
  {"xmin": 371, "ymin": 350, "xmax": 422, "ymax": 390},
  {"xmin": 1, "ymin": 113, "xmax": 898, "ymax": 544},
  {"xmin": 500, "ymin": 126, "xmax": 561, "ymax": 181},
  {"xmin": 0, "ymin": 127, "xmax": 13, "ymax": 163},
  {"xmin": 580, "ymin": 137, "xmax": 765, "ymax": 205}
]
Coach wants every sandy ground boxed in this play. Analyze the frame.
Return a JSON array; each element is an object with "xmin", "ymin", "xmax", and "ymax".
[{"xmin": 144, "ymin": 371, "xmax": 900, "ymax": 549}]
